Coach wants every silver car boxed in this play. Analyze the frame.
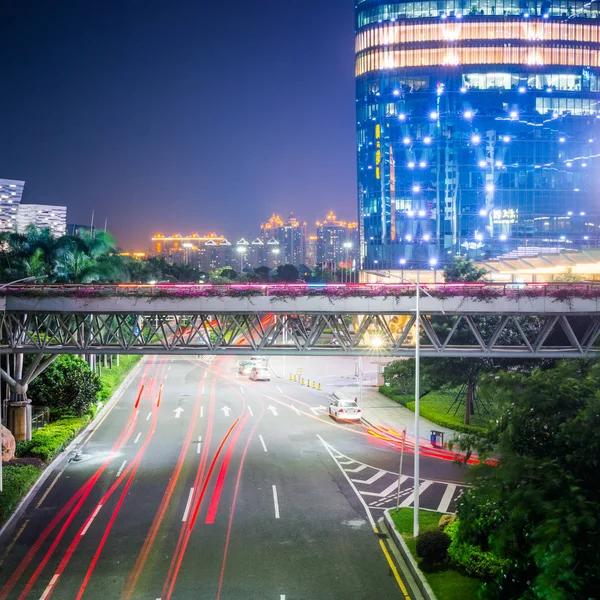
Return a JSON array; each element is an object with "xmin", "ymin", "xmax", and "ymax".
[{"xmin": 329, "ymin": 399, "xmax": 362, "ymax": 421}]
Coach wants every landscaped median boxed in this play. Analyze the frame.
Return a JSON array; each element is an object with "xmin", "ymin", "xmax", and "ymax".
[{"xmin": 0, "ymin": 355, "xmax": 142, "ymax": 526}]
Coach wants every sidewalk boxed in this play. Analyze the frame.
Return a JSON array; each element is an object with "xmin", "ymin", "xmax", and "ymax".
[{"xmin": 335, "ymin": 383, "xmax": 458, "ymax": 444}]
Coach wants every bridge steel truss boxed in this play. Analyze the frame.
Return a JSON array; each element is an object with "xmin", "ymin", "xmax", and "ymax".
[{"xmin": 1, "ymin": 292, "xmax": 600, "ymax": 358}]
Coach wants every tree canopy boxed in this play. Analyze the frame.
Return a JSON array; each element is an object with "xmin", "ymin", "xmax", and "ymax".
[
  {"xmin": 454, "ymin": 360, "xmax": 600, "ymax": 600},
  {"xmin": 443, "ymin": 256, "xmax": 488, "ymax": 282}
]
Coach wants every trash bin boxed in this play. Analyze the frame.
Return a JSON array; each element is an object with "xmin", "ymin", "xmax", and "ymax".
[{"xmin": 430, "ymin": 430, "xmax": 445, "ymax": 447}]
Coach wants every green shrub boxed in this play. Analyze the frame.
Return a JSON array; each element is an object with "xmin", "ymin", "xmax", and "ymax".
[
  {"xmin": 0, "ymin": 465, "xmax": 42, "ymax": 524},
  {"xmin": 15, "ymin": 440, "xmax": 35, "ymax": 457},
  {"xmin": 379, "ymin": 385, "xmax": 414, "ymax": 406},
  {"xmin": 416, "ymin": 529, "xmax": 452, "ymax": 565},
  {"xmin": 97, "ymin": 355, "xmax": 141, "ymax": 402},
  {"xmin": 439, "ymin": 514, "xmax": 457, "ymax": 531},
  {"xmin": 446, "ymin": 522, "xmax": 509, "ymax": 579},
  {"xmin": 24, "ymin": 416, "xmax": 88, "ymax": 461}
]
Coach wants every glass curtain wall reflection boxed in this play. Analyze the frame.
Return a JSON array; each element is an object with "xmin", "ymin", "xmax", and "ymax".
[{"xmin": 356, "ymin": 0, "xmax": 600, "ymax": 269}]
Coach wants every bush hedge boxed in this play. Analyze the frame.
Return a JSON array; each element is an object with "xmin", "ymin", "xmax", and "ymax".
[
  {"xmin": 416, "ymin": 529, "xmax": 452, "ymax": 565},
  {"xmin": 25, "ymin": 416, "xmax": 88, "ymax": 461},
  {"xmin": 0, "ymin": 465, "xmax": 42, "ymax": 524},
  {"xmin": 379, "ymin": 385, "xmax": 414, "ymax": 406},
  {"xmin": 446, "ymin": 522, "xmax": 509, "ymax": 579}
]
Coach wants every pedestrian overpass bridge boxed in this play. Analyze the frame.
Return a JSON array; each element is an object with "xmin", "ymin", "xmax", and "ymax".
[{"xmin": 1, "ymin": 283, "xmax": 600, "ymax": 358}]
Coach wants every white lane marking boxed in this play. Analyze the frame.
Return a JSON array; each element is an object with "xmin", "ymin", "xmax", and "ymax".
[
  {"xmin": 202, "ymin": 386, "xmax": 205, "ymax": 395},
  {"xmin": 164, "ymin": 374, "xmax": 168, "ymax": 380},
  {"xmin": 277, "ymin": 386, "xmax": 282, "ymax": 393},
  {"xmin": 272, "ymin": 485, "xmax": 280, "ymax": 519},
  {"xmin": 240, "ymin": 386, "xmax": 244, "ymax": 394},
  {"xmin": 258, "ymin": 435, "xmax": 268, "ymax": 453},
  {"xmin": 168, "ymin": 366, "xmax": 171, "ymax": 371},
  {"xmin": 200, "ymin": 406, "xmax": 204, "ymax": 418},
  {"xmin": 134, "ymin": 432, "xmax": 142, "ymax": 444},
  {"xmin": 317, "ymin": 435, "xmax": 377, "ymax": 530},
  {"xmin": 174, "ymin": 407, "xmax": 184, "ymax": 418},
  {"xmin": 39, "ymin": 573, "xmax": 60, "ymax": 600},
  {"xmin": 436, "ymin": 484, "xmax": 457, "ymax": 513},
  {"xmin": 345, "ymin": 464, "xmax": 367, "ymax": 474},
  {"xmin": 289, "ymin": 404, "xmax": 301, "ymax": 416},
  {"xmin": 267, "ymin": 405, "xmax": 278, "ymax": 416},
  {"xmin": 221, "ymin": 406, "xmax": 231, "ymax": 417},
  {"xmin": 248, "ymin": 405, "xmax": 254, "ymax": 416},
  {"xmin": 203, "ymin": 372, "xmax": 207, "ymax": 378},
  {"xmin": 182, "ymin": 487, "xmax": 195, "ymax": 522},
  {"xmin": 351, "ymin": 470, "xmax": 387, "ymax": 485},
  {"xmin": 146, "ymin": 412, "xmax": 152, "ymax": 421},
  {"xmin": 116, "ymin": 460, "xmax": 127, "ymax": 477},
  {"xmin": 399, "ymin": 480, "xmax": 434, "ymax": 508},
  {"xmin": 197, "ymin": 435, "xmax": 202, "ymax": 455},
  {"xmin": 81, "ymin": 504, "xmax": 103, "ymax": 536},
  {"xmin": 362, "ymin": 476, "xmax": 408, "ymax": 498}
]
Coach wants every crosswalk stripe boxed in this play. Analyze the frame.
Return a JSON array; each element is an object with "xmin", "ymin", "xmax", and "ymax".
[
  {"xmin": 399, "ymin": 480, "xmax": 434, "ymax": 508},
  {"xmin": 436, "ymin": 484, "xmax": 457, "ymax": 513},
  {"xmin": 362, "ymin": 475, "xmax": 408, "ymax": 497},
  {"xmin": 351, "ymin": 470, "xmax": 387, "ymax": 485}
]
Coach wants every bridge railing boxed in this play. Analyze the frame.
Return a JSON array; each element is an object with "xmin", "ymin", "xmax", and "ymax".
[{"xmin": 1, "ymin": 282, "xmax": 600, "ymax": 303}]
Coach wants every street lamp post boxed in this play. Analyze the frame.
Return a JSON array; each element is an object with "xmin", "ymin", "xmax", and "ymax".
[
  {"xmin": 236, "ymin": 246, "xmax": 247, "ymax": 271},
  {"xmin": 343, "ymin": 242, "xmax": 353, "ymax": 283}
]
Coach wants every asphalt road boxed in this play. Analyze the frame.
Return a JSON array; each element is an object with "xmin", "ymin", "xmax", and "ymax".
[{"xmin": 0, "ymin": 355, "xmax": 468, "ymax": 600}]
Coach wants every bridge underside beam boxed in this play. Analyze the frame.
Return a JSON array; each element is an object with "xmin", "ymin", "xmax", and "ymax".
[{"xmin": 0, "ymin": 312, "xmax": 598, "ymax": 358}]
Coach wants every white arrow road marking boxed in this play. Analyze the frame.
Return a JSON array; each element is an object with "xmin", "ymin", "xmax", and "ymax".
[
  {"xmin": 40, "ymin": 574, "xmax": 60, "ymax": 600},
  {"xmin": 174, "ymin": 407, "xmax": 184, "ymax": 419},
  {"xmin": 248, "ymin": 406, "xmax": 254, "ymax": 416},
  {"xmin": 351, "ymin": 470, "xmax": 387, "ymax": 485},
  {"xmin": 272, "ymin": 485, "xmax": 280, "ymax": 519},
  {"xmin": 267, "ymin": 405, "xmax": 278, "ymax": 416},
  {"xmin": 259, "ymin": 435, "xmax": 268, "ymax": 452},
  {"xmin": 289, "ymin": 404, "xmax": 301, "ymax": 416},
  {"xmin": 182, "ymin": 487, "xmax": 194, "ymax": 522},
  {"xmin": 197, "ymin": 435, "xmax": 202, "ymax": 455},
  {"xmin": 221, "ymin": 406, "xmax": 231, "ymax": 417},
  {"xmin": 436, "ymin": 484, "xmax": 457, "ymax": 513},
  {"xmin": 116, "ymin": 460, "xmax": 127, "ymax": 477},
  {"xmin": 81, "ymin": 504, "xmax": 103, "ymax": 536},
  {"xmin": 133, "ymin": 433, "xmax": 141, "ymax": 444}
]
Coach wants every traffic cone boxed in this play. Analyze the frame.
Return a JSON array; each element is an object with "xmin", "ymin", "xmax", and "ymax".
[
  {"xmin": 289, "ymin": 373, "xmax": 293, "ymax": 381},
  {"xmin": 302, "ymin": 378, "xmax": 305, "ymax": 385},
  {"xmin": 293, "ymin": 375, "xmax": 297, "ymax": 382},
  {"xmin": 312, "ymin": 381, "xmax": 316, "ymax": 388},
  {"xmin": 318, "ymin": 383, "xmax": 321, "ymax": 390},
  {"xmin": 307, "ymin": 379, "xmax": 310, "ymax": 387}
]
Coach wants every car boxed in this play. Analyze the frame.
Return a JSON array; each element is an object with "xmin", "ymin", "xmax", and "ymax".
[
  {"xmin": 238, "ymin": 356, "xmax": 267, "ymax": 375},
  {"xmin": 329, "ymin": 399, "xmax": 362, "ymax": 421},
  {"xmin": 249, "ymin": 366, "xmax": 271, "ymax": 381}
]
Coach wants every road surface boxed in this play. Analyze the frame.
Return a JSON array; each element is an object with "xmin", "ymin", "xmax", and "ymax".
[{"xmin": 0, "ymin": 355, "xmax": 468, "ymax": 599}]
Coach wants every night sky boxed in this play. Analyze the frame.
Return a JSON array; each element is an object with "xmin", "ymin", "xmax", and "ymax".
[{"xmin": 0, "ymin": 0, "xmax": 356, "ymax": 250}]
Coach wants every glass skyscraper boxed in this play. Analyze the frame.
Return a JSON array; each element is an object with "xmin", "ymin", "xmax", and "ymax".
[{"xmin": 355, "ymin": 1, "xmax": 600, "ymax": 269}]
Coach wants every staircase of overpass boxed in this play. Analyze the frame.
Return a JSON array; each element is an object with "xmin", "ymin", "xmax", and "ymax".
[{"xmin": 1, "ymin": 283, "xmax": 600, "ymax": 358}]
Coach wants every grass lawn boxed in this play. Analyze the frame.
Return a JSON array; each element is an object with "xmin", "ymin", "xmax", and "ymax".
[
  {"xmin": 389, "ymin": 508, "xmax": 482, "ymax": 600},
  {"xmin": 97, "ymin": 355, "xmax": 142, "ymax": 403}
]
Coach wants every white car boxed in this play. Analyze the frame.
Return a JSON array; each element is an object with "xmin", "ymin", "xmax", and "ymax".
[
  {"xmin": 329, "ymin": 399, "xmax": 362, "ymax": 421},
  {"xmin": 249, "ymin": 366, "xmax": 271, "ymax": 381},
  {"xmin": 238, "ymin": 357, "xmax": 267, "ymax": 375}
]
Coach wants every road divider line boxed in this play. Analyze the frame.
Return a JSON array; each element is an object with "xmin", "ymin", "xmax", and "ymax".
[
  {"xmin": 116, "ymin": 460, "xmax": 127, "ymax": 477},
  {"xmin": 146, "ymin": 412, "xmax": 152, "ymax": 421},
  {"xmin": 379, "ymin": 538, "xmax": 411, "ymax": 599},
  {"xmin": 0, "ymin": 519, "xmax": 29, "ymax": 567},
  {"xmin": 164, "ymin": 374, "xmax": 168, "ymax": 380},
  {"xmin": 80, "ymin": 504, "xmax": 103, "ymax": 536},
  {"xmin": 35, "ymin": 472, "xmax": 62, "ymax": 509},
  {"xmin": 248, "ymin": 406, "xmax": 253, "ymax": 416},
  {"xmin": 197, "ymin": 436, "xmax": 202, "ymax": 455},
  {"xmin": 134, "ymin": 433, "xmax": 141, "ymax": 444},
  {"xmin": 240, "ymin": 386, "xmax": 244, "ymax": 394},
  {"xmin": 272, "ymin": 485, "xmax": 280, "ymax": 519},
  {"xmin": 39, "ymin": 573, "xmax": 60, "ymax": 600},
  {"xmin": 182, "ymin": 488, "xmax": 195, "ymax": 522},
  {"xmin": 258, "ymin": 435, "xmax": 268, "ymax": 453},
  {"xmin": 202, "ymin": 386, "xmax": 205, "ymax": 395},
  {"xmin": 200, "ymin": 406, "xmax": 204, "ymax": 418},
  {"xmin": 277, "ymin": 386, "xmax": 282, "ymax": 393}
]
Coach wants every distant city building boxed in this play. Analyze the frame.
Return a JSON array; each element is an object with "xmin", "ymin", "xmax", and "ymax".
[
  {"xmin": 316, "ymin": 211, "xmax": 359, "ymax": 268},
  {"xmin": 0, "ymin": 179, "xmax": 24, "ymax": 233},
  {"xmin": 17, "ymin": 204, "xmax": 67, "ymax": 237},
  {"xmin": 305, "ymin": 235, "xmax": 318, "ymax": 267},
  {"xmin": 152, "ymin": 233, "xmax": 226, "ymax": 269},
  {"xmin": 260, "ymin": 213, "xmax": 306, "ymax": 265}
]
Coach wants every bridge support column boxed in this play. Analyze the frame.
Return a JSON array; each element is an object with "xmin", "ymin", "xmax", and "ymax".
[{"xmin": 7, "ymin": 401, "xmax": 32, "ymax": 442}]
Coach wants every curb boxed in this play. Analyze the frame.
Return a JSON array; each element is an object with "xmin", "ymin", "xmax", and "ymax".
[
  {"xmin": 384, "ymin": 509, "xmax": 439, "ymax": 600},
  {"xmin": 0, "ymin": 356, "xmax": 147, "ymax": 543}
]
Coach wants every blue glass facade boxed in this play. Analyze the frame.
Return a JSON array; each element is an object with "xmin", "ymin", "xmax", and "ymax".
[{"xmin": 356, "ymin": 1, "xmax": 600, "ymax": 269}]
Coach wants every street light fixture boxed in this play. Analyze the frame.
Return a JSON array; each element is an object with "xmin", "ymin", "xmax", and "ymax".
[{"xmin": 236, "ymin": 245, "xmax": 247, "ymax": 271}]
